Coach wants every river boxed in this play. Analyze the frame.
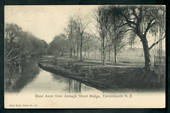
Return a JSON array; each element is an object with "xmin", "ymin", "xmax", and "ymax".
[
  {"xmin": 17, "ymin": 68, "xmax": 101, "ymax": 93},
  {"xmin": 5, "ymin": 57, "xmax": 101, "ymax": 93}
]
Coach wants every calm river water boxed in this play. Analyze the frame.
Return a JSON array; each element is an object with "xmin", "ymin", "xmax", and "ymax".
[{"xmin": 19, "ymin": 68, "xmax": 101, "ymax": 93}]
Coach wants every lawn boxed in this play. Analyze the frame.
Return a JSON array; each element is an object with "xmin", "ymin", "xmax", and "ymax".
[{"xmin": 39, "ymin": 55, "xmax": 165, "ymax": 92}]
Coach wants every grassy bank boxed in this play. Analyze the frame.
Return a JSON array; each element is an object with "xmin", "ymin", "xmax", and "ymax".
[{"xmin": 39, "ymin": 56, "xmax": 165, "ymax": 92}]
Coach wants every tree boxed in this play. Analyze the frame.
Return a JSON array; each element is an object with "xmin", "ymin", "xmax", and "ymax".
[
  {"xmin": 65, "ymin": 16, "xmax": 89, "ymax": 61},
  {"xmin": 48, "ymin": 34, "xmax": 68, "ymax": 56},
  {"xmin": 65, "ymin": 17, "xmax": 77, "ymax": 58},
  {"xmin": 5, "ymin": 24, "xmax": 22, "ymax": 62},
  {"xmin": 82, "ymin": 32, "xmax": 98, "ymax": 59},
  {"xmin": 95, "ymin": 6, "xmax": 127, "ymax": 64},
  {"xmin": 75, "ymin": 16, "xmax": 89, "ymax": 61},
  {"xmin": 4, "ymin": 24, "xmax": 23, "ymax": 84},
  {"xmin": 5, "ymin": 23, "xmax": 47, "ymax": 88},
  {"xmin": 95, "ymin": 6, "xmax": 111, "ymax": 65},
  {"xmin": 107, "ymin": 7, "xmax": 127, "ymax": 63},
  {"xmin": 108, "ymin": 5, "xmax": 166, "ymax": 70},
  {"xmin": 109, "ymin": 28, "xmax": 126, "ymax": 63}
]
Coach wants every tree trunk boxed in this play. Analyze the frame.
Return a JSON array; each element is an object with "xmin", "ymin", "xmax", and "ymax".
[
  {"xmin": 61, "ymin": 51, "xmax": 64, "ymax": 56},
  {"xmin": 114, "ymin": 45, "xmax": 117, "ymax": 63},
  {"xmin": 80, "ymin": 36, "xmax": 83, "ymax": 61},
  {"xmin": 108, "ymin": 47, "xmax": 111, "ymax": 61},
  {"xmin": 69, "ymin": 48, "xmax": 72, "ymax": 58},
  {"xmin": 68, "ymin": 80, "xmax": 71, "ymax": 92},
  {"xmin": 78, "ymin": 82, "xmax": 81, "ymax": 92},
  {"xmin": 141, "ymin": 36, "xmax": 151, "ymax": 71},
  {"xmin": 87, "ymin": 46, "xmax": 90, "ymax": 59},
  {"xmin": 84, "ymin": 49, "xmax": 86, "ymax": 59},
  {"xmin": 88, "ymin": 50, "xmax": 90, "ymax": 59},
  {"xmin": 18, "ymin": 63, "xmax": 22, "ymax": 74},
  {"xmin": 77, "ymin": 45, "xmax": 79, "ymax": 57},
  {"xmin": 73, "ymin": 48, "xmax": 76, "ymax": 56},
  {"xmin": 100, "ymin": 49, "xmax": 102, "ymax": 61},
  {"xmin": 94, "ymin": 51, "xmax": 96, "ymax": 60},
  {"xmin": 102, "ymin": 37, "xmax": 106, "ymax": 65},
  {"xmin": 103, "ymin": 50, "xmax": 106, "ymax": 65}
]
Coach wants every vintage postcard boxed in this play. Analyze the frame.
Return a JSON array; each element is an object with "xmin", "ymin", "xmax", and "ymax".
[{"xmin": 4, "ymin": 5, "xmax": 166, "ymax": 108}]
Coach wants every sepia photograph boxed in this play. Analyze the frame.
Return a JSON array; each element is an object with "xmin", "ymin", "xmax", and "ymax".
[{"xmin": 4, "ymin": 5, "xmax": 166, "ymax": 108}]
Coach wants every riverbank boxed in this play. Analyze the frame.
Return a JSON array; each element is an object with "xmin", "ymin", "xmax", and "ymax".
[
  {"xmin": 39, "ymin": 56, "xmax": 165, "ymax": 92},
  {"xmin": 5, "ymin": 57, "xmax": 40, "ymax": 92}
]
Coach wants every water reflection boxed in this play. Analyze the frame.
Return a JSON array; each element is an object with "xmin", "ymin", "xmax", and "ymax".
[
  {"xmin": 68, "ymin": 80, "xmax": 81, "ymax": 92},
  {"xmin": 52, "ymin": 75, "xmax": 82, "ymax": 93},
  {"xmin": 52, "ymin": 73, "xmax": 100, "ymax": 93},
  {"xmin": 52, "ymin": 74, "xmax": 82, "ymax": 92},
  {"xmin": 5, "ymin": 59, "xmax": 100, "ymax": 93},
  {"xmin": 9, "ymin": 59, "xmax": 40, "ymax": 92},
  {"xmin": 19, "ymin": 69, "xmax": 100, "ymax": 93}
]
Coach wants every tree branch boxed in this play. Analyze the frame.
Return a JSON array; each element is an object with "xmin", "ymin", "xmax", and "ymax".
[
  {"xmin": 6, "ymin": 47, "xmax": 21, "ymax": 57},
  {"xmin": 121, "ymin": 12, "xmax": 137, "ymax": 27},
  {"xmin": 149, "ymin": 34, "xmax": 165, "ymax": 50},
  {"xmin": 116, "ymin": 22, "xmax": 128, "ymax": 28},
  {"xmin": 144, "ymin": 18, "xmax": 157, "ymax": 36},
  {"xmin": 8, "ymin": 55, "xmax": 20, "ymax": 62},
  {"xmin": 118, "ymin": 29, "xmax": 134, "ymax": 35}
]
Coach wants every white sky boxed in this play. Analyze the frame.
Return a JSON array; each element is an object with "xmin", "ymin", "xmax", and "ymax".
[
  {"xmin": 5, "ymin": 5, "xmax": 165, "ymax": 50},
  {"xmin": 5, "ymin": 5, "xmax": 98, "ymax": 43}
]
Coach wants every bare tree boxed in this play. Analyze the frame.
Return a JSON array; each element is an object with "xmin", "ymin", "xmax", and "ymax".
[
  {"xmin": 75, "ymin": 16, "xmax": 89, "ymax": 61},
  {"xmin": 95, "ymin": 6, "xmax": 110, "ymax": 65},
  {"xmin": 107, "ymin": 7, "xmax": 127, "ymax": 63},
  {"xmin": 65, "ymin": 17, "xmax": 77, "ymax": 58}
]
